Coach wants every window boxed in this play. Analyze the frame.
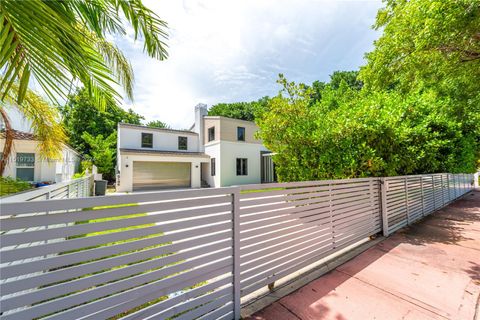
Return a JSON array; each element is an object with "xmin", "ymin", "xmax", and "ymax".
[
  {"xmin": 208, "ymin": 126, "xmax": 215, "ymax": 142},
  {"xmin": 16, "ymin": 152, "xmax": 35, "ymax": 181},
  {"xmin": 237, "ymin": 127, "xmax": 245, "ymax": 141},
  {"xmin": 236, "ymin": 158, "xmax": 248, "ymax": 176},
  {"xmin": 178, "ymin": 136, "xmax": 188, "ymax": 150},
  {"xmin": 211, "ymin": 158, "xmax": 216, "ymax": 176},
  {"xmin": 141, "ymin": 133, "xmax": 153, "ymax": 148}
]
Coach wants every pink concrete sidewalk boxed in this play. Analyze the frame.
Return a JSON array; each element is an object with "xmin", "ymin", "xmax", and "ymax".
[{"xmin": 247, "ymin": 191, "xmax": 480, "ymax": 320}]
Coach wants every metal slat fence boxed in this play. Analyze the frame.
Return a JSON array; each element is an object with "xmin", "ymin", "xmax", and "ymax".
[
  {"xmin": 0, "ymin": 188, "xmax": 239, "ymax": 320},
  {"xmin": 0, "ymin": 173, "xmax": 475, "ymax": 319},
  {"xmin": 1, "ymin": 175, "xmax": 93, "ymax": 202},
  {"xmin": 237, "ymin": 178, "xmax": 381, "ymax": 297},
  {"xmin": 381, "ymin": 173, "xmax": 473, "ymax": 235}
]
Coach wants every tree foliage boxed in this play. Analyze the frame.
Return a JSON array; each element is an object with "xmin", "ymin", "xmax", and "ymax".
[
  {"xmin": 60, "ymin": 88, "xmax": 143, "ymax": 156},
  {"xmin": 256, "ymin": 0, "xmax": 479, "ymax": 181},
  {"xmin": 258, "ymin": 78, "xmax": 478, "ymax": 182},
  {"xmin": 208, "ymin": 96, "xmax": 270, "ymax": 121},
  {"xmin": 82, "ymin": 131, "xmax": 117, "ymax": 181},
  {"xmin": 146, "ymin": 120, "xmax": 170, "ymax": 129},
  {"xmin": 360, "ymin": 0, "xmax": 480, "ymax": 98}
]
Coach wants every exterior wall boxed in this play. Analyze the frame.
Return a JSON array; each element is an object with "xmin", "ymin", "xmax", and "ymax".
[
  {"xmin": 116, "ymin": 109, "xmax": 270, "ymax": 191},
  {"xmin": 118, "ymin": 125, "xmax": 200, "ymax": 152},
  {"xmin": 203, "ymin": 116, "xmax": 263, "ymax": 145},
  {"xmin": 203, "ymin": 118, "xmax": 219, "ymax": 144},
  {"xmin": 203, "ymin": 142, "xmax": 221, "ymax": 187},
  {"xmin": 117, "ymin": 152, "xmax": 209, "ymax": 192},
  {"xmin": 0, "ymin": 140, "xmax": 80, "ymax": 182},
  {"xmin": 211, "ymin": 141, "xmax": 268, "ymax": 187}
]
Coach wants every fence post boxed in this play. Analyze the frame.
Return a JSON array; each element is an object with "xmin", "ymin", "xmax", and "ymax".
[
  {"xmin": 232, "ymin": 188, "xmax": 241, "ymax": 319},
  {"xmin": 404, "ymin": 177, "xmax": 410, "ymax": 225},
  {"xmin": 380, "ymin": 178, "xmax": 389, "ymax": 237},
  {"xmin": 329, "ymin": 183, "xmax": 335, "ymax": 248},
  {"xmin": 368, "ymin": 179, "xmax": 375, "ymax": 235},
  {"xmin": 440, "ymin": 174, "xmax": 445, "ymax": 206},
  {"xmin": 447, "ymin": 174, "xmax": 450, "ymax": 202},
  {"xmin": 420, "ymin": 176, "xmax": 425, "ymax": 217},
  {"xmin": 432, "ymin": 175, "xmax": 436, "ymax": 209}
]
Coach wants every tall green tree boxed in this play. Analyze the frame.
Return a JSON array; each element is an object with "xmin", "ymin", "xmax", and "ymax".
[
  {"xmin": 360, "ymin": 0, "xmax": 480, "ymax": 98},
  {"xmin": 60, "ymin": 88, "xmax": 143, "ymax": 156},
  {"xmin": 208, "ymin": 96, "xmax": 270, "ymax": 121},
  {"xmin": 82, "ymin": 131, "xmax": 117, "ymax": 181},
  {"xmin": 359, "ymin": 0, "xmax": 480, "ymax": 169},
  {"xmin": 257, "ymin": 76, "xmax": 477, "ymax": 182}
]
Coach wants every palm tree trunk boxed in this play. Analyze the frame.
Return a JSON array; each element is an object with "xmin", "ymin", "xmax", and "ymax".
[{"xmin": 0, "ymin": 107, "xmax": 14, "ymax": 175}]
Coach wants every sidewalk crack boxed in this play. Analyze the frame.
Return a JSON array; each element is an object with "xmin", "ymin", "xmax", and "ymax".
[{"xmin": 278, "ymin": 302, "xmax": 303, "ymax": 320}]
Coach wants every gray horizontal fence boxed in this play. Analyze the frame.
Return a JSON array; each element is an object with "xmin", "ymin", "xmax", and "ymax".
[
  {"xmin": 0, "ymin": 173, "xmax": 475, "ymax": 319},
  {"xmin": 381, "ymin": 173, "xmax": 474, "ymax": 235},
  {"xmin": 238, "ymin": 178, "xmax": 381, "ymax": 297},
  {"xmin": 0, "ymin": 188, "xmax": 238, "ymax": 320},
  {"xmin": 1, "ymin": 175, "xmax": 93, "ymax": 202}
]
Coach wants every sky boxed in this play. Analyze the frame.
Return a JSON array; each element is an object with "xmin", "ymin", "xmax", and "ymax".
[{"xmin": 115, "ymin": 0, "xmax": 383, "ymax": 129}]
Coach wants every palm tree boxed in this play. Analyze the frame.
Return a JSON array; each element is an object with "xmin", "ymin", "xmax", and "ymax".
[
  {"xmin": 0, "ymin": 84, "xmax": 66, "ymax": 175},
  {"xmin": 0, "ymin": 0, "xmax": 168, "ymax": 175}
]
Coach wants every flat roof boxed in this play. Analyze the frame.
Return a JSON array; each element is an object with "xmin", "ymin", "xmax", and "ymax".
[
  {"xmin": 119, "ymin": 148, "xmax": 210, "ymax": 158},
  {"xmin": 118, "ymin": 123, "xmax": 198, "ymax": 135},
  {"xmin": 203, "ymin": 116, "xmax": 257, "ymax": 125}
]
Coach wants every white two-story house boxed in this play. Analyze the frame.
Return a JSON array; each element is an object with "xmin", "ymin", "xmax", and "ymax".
[{"xmin": 116, "ymin": 104, "xmax": 275, "ymax": 192}]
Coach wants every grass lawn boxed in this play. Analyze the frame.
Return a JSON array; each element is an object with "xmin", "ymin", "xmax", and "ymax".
[
  {"xmin": 0, "ymin": 176, "xmax": 33, "ymax": 196},
  {"xmin": 241, "ymin": 187, "xmax": 284, "ymax": 194}
]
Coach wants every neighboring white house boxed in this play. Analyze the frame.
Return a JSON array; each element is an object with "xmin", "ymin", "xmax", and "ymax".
[
  {"xmin": 116, "ymin": 104, "xmax": 275, "ymax": 192},
  {"xmin": 0, "ymin": 108, "xmax": 81, "ymax": 183}
]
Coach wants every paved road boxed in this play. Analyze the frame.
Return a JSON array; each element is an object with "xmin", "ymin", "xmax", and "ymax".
[{"xmin": 247, "ymin": 190, "xmax": 480, "ymax": 320}]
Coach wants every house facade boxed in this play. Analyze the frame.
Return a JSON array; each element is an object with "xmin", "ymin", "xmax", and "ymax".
[
  {"xmin": 116, "ymin": 104, "xmax": 275, "ymax": 192},
  {"xmin": 0, "ymin": 108, "xmax": 81, "ymax": 183}
]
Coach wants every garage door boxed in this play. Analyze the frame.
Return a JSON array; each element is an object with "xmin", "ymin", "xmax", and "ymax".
[{"xmin": 133, "ymin": 161, "xmax": 191, "ymax": 190}]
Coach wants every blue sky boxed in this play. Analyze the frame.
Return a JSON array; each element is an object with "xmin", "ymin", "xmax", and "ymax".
[{"xmin": 116, "ymin": 0, "xmax": 383, "ymax": 129}]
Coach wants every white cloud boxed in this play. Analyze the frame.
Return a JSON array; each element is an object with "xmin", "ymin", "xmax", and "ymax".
[{"xmin": 116, "ymin": 0, "xmax": 382, "ymax": 129}]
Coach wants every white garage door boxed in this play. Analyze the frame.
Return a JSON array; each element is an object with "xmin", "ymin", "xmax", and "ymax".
[{"xmin": 133, "ymin": 161, "xmax": 191, "ymax": 190}]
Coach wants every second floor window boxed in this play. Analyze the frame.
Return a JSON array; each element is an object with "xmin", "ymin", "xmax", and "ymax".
[
  {"xmin": 237, "ymin": 127, "xmax": 245, "ymax": 141},
  {"xmin": 208, "ymin": 126, "xmax": 215, "ymax": 142},
  {"xmin": 236, "ymin": 158, "xmax": 248, "ymax": 176},
  {"xmin": 178, "ymin": 136, "xmax": 188, "ymax": 150},
  {"xmin": 141, "ymin": 133, "xmax": 153, "ymax": 148}
]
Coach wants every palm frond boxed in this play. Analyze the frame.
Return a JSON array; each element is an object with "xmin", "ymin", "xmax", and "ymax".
[
  {"xmin": 2, "ymin": 82, "xmax": 66, "ymax": 160},
  {"xmin": 0, "ymin": 0, "xmax": 168, "ymax": 106},
  {"xmin": 91, "ymin": 31, "xmax": 135, "ymax": 101}
]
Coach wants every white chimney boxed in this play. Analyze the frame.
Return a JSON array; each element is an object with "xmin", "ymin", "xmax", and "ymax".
[{"xmin": 194, "ymin": 103, "xmax": 208, "ymax": 151}]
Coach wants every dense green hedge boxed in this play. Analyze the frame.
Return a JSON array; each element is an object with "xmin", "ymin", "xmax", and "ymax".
[{"xmin": 257, "ymin": 78, "xmax": 479, "ymax": 182}]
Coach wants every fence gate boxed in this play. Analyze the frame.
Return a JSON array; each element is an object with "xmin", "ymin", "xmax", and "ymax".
[{"xmin": 0, "ymin": 188, "xmax": 238, "ymax": 320}]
